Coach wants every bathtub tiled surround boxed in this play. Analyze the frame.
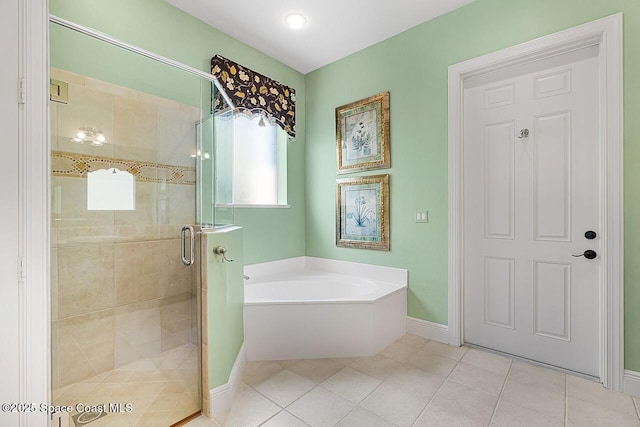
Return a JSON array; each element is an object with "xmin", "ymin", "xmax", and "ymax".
[
  {"xmin": 51, "ymin": 67, "xmax": 201, "ymax": 392},
  {"xmin": 243, "ymin": 257, "xmax": 407, "ymax": 361},
  {"xmin": 185, "ymin": 334, "xmax": 640, "ymax": 427}
]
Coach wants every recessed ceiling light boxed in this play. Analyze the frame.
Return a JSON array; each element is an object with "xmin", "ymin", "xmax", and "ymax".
[{"xmin": 285, "ymin": 13, "xmax": 306, "ymax": 30}]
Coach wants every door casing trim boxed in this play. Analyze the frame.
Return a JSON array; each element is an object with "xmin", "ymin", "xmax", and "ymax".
[
  {"xmin": 447, "ymin": 13, "xmax": 624, "ymax": 390},
  {"xmin": 20, "ymin": 0, "xmax": 50, "ymax": 425}
]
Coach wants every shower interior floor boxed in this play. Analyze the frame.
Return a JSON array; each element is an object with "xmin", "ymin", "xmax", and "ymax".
[{"xmin": 53, "ymin": 343, "xmax": 200, "ymax": 427}]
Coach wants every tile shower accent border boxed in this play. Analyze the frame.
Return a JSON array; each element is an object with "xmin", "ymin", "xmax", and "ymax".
[{"xmin": 52, "ymin": 150, "xmax": 196, "ymax": 185}]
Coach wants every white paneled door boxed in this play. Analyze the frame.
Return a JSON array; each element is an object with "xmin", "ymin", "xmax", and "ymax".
[{"xmin": 463, "ymin": 46, "xmax": 600, "ymax": 377}]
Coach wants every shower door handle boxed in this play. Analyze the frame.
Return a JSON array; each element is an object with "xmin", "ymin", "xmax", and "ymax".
[{"xmin": 181, "ymin": 225, "xmax": 195, "ymax": 266}]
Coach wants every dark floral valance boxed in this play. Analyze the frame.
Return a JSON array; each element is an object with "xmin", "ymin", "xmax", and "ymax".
[{"xmin": 211, "ymin": 54, "xmax": 296, "ymax": 138}]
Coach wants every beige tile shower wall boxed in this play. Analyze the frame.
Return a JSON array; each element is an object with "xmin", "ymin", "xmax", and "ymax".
[{"xmin": 51, "ymin": 68, "xmax": 201, "ymax": 389}]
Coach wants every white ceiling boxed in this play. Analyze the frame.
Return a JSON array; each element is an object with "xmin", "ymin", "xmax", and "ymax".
[{"xmin": 165, "ymin": 0, "xmax": 474, "ymax": 74}]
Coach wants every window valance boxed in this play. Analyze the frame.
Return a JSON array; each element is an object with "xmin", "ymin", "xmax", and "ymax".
[{"xmin": 211, "ymin": 54, "xmax": 296, "ymax": 138}]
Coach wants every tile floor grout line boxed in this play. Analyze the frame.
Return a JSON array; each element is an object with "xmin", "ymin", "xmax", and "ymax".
[
  {"xmin": 285, "ymin": 409, "xmax": 311, "ymax": 426},
  {"xmin": 409, "ymin": 346, "xmax": 468, "ymax": 427},
  {"xmin": 335, "ymin": 352, "xmax": 413, "ymax": 426},
  {"xmin": 346, "ymin": 353, "xmax": 398, "ymax": 378},
  {"xmin": 280, "ymin": 366, "xmax": 361, "ymax": 424},
  {"xmin": 254, "ymin": 369, "xmax": 316, "ymax": 412},
  {"xmin": 350, "ymin": 374, "xmax": 417, "ymax": 427},
  {"xmin": 330, "ymin": 362, "xmax": 387, "ymax": 427},
  {"xmin": 240, "ymin": 361, "xmax": 355, "ymax": 426},
  {"xmin": 293, "ymin": 382, "xmax": 359, "ymax": 427},
  {"xmin": 260, "ymin": 349, "xmax": 431, "ymax": 426},
  {"xmin": 487, "ymin": 360, "xmax": 513, "ymax": 426},
  {"xmin": 346, "ymin": 357, "xmax": 415, "ymax": 427},
  {"xmin": 255, "ymin": 407, "xmax": 282, "ymax": 427},
  {"xmin": 253, "ymin": 402, "xmax": 311, "ymax": 427},
  {"xmin": 332, "ymin": 403, "xmax": 357, "ymax": 426},
  {"xmin": 633, "ymin": 395, "xmax": 640, "ymax": 420},
  {"xmin": 312, "ymin": 383, "xmax": 356, "ymax": 426}
]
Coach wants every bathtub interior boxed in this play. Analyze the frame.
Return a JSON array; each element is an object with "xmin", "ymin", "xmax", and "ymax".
[
  {"xmin": 245, "ymin": 275, "xmax": 375, "ymax": 301},
  {"xmin": 244, "ymin": 257, "xmax": 407, "ymax": 289}
]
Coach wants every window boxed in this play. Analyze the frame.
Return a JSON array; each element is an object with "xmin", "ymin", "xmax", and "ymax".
[
  {"xmin": 210, "ymin": 55, "xmax": 295, "ymax": 208},
  {"xmin": 215, "ymin": 113, "xmax": 288, "ymax": 206}
]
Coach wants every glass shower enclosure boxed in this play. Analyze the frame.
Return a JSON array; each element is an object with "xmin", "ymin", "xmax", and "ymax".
[{"xmin": 49, "ymin": 17, "xmax": 229, "ymax": 426}]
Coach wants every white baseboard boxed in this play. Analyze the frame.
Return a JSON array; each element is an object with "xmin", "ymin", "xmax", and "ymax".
[
  {"xmin": 209, "ymin": 343, "xmax": 246, "ymax": 418},
  {"xmin": 406, "ymin": 317, "xmax": 449, "ymax": 344},
  {"xmin": 624, "ymin": 369, "xmax": 640, "ymax": 397}
]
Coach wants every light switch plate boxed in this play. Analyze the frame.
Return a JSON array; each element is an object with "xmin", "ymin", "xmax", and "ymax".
[{"xmin": 416, "ymin": 211, "xmax": 428, "ymax": 223}]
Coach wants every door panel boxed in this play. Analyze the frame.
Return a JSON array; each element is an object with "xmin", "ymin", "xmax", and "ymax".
[
  {"xmin": 484, "ymin": 121, "xmax": 515, "ymax": 240},
  {"xmin": 463, "ymin": 46, "xmax": 600, "ymax": 376},
  {"xmin": 484, "ymin": 257, "xmax": 515, "ymax": 329},
  {"xmin": 533, "ymin": 260, "xmax": 571, "ymax": 341},
  {"xmin": 533, "ymin": 69, "xmax": 572, "ymax": 99},
  {"xmin": 533, "ymin": 111, "xmax": 571, "ymax": 241},
  {"xmin": 484, "ymin": 83, "xmax": 515, "ymax": 109}
]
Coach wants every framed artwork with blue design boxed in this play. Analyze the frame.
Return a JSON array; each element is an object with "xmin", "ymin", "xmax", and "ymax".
[
  {"xmin": 336, "ymin": 174, "xmax": 389, "ymax": 250},
  {"xmin": 336, "ymin": 91, "xmax": 390, "ymax": 174}
]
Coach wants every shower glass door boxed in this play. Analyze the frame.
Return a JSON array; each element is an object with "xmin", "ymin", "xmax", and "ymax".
[{"xmin": 50, "ymin": 20, "xmax": 214, "ymax": 426}]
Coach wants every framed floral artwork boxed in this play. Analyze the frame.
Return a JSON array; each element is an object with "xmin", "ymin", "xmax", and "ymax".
[
  {"xmin": 336, "ymin": 91, "xmax": 390, "ymax": 174},
  {"xmin": 336, "ymin": 174, "xmax": 389, "ymax": 251}
]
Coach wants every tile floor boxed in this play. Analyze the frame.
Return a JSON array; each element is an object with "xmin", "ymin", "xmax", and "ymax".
[
  {"xmin": 54, "ymin": 344, "xmax": 200, "ymax": 427},
  {"xmin": 186, "ymin": 334, "xmax": 640, "ymax": 427}
]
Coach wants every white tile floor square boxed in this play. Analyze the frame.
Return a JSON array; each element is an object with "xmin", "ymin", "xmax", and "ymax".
[{"xmin": 186, "ymin": 335, "xmax": 640, "ymax": 427}]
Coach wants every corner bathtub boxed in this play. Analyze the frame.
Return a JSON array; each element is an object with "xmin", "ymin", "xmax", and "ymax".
[{"xmin": 243, "ymin": 257, "xmax": 407, "ymax": 361}]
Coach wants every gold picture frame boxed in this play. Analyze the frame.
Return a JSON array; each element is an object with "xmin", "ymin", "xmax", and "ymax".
[
  {"xmin": 336, "ymin": 91, "xmax": 390, "ymax": 174},
  {"xmin": 336, "ymin": 174, "xmax": 390, "ymax": 251}
]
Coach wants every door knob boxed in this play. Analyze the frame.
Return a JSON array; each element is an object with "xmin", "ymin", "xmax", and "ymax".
[{"xmin": 572, "ymin": 250, "xmax": 597, "ymax": 260}]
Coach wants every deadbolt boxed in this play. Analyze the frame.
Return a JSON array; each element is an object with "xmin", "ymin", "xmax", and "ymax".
[{"xmin": 585, "ymin": 230, "xmax": 597, "ymax": 240}]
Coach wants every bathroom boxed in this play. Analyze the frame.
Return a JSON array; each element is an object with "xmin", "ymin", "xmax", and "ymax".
[{"xmin": 2, "ymin": 0, "xmax": 640, "ymax": 426}]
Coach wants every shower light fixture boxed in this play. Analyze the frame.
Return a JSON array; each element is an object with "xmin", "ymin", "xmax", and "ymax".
[
  {"xmin": 71, "ymin": 126, "xmax": 107, "ymax": 146},
  {"xmin": 285, "ymin": 13, "xmax": 306, "ymax": 30}
]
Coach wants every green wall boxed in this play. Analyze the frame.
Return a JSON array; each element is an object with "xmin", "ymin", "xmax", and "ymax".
[
  {"xmin": 49, "ymin": 0, "xmax": 640, "ymax": 372},
  {"xmin": 205, "ymin": 228, "xmax": 244, "ymax": 388},
  {"xmin": 304, "ymin": 0, "xmax": 640, "ymax": 371},
  {"xmin": 50, "ymin": 0, "xmax": 306, "ymax": 265}
]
